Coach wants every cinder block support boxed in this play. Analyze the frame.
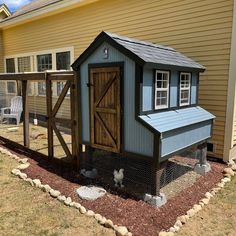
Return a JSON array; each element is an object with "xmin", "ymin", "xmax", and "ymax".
[
  {"xmin": 194, "ymin": 142, "xmax": 211, "ymax": 175},
  {"xmin": 145, "ymin": 160, "xmax": 167, "ymax": 207}
]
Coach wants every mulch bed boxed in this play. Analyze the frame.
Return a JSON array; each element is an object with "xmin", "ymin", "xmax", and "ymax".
[{"xmin": 0, "ymin": 139, "xmax": 226, "ymax": 236}]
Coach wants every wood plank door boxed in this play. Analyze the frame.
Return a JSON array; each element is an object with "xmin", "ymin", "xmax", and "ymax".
[{"xmin": 90, "ymin": 67, "xmax": 121, "ymax": 153}]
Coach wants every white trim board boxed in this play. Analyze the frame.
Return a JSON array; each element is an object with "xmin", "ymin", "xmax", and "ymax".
[{"xmin": 223, "ymin": 0, "xmax": 236, "ymax": 162}]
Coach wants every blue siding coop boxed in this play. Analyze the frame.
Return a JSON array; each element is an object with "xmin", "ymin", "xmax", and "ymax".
[{"xmin": 72, "ymin": 32, "xmax": 215, "ymax": 204}]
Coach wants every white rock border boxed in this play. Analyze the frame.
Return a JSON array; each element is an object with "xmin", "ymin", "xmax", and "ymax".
[
  {"xmin": 0, "ymin": 146, "xmax": 132, "ymax": 236},
  {"xmin": 159, "ymin": 163, "xmax": 236, "ymax": 236}
]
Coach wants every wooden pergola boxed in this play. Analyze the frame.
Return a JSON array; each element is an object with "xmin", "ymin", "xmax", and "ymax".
[{"xmin": 0, "ymin": 71, "xmax": 81, "ymax": 169}]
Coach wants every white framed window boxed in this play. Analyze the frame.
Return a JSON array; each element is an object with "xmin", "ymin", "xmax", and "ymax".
[
  {"xmin": 155, "ymin": 70, "xmax": 169, "ymax": 110},
  {"xmin": 18, "ymin": 56, "xmax": 31, "ymax": 73},
  {"xmin": 179, "ymin": 72, "xmax": 191, "ymax": 106},
  {"xmin": 6, "ymin": 81, "xmax": 17, "ymax": 94}
]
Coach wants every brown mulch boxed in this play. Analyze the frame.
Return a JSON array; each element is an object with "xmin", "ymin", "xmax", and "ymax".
[{"xmin": 0, "ymin": 139, "xmax": 226, "ymax": 236}]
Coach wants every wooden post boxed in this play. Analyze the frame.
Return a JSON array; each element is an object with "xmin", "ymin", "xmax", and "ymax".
[
  {"xmin": 74, "ymin": 71, "xmax": 82, "ymax": 171},
  {"xmin": 198, "ymin": 142, "xmax": 207, "ymax": 165},
  {"xmin": 151, "ymin": 134, "xmax": 167, "ymax": 196},
  {"xmin": 22, "ymin": 80, "xmax": 29, "ymax": 148},
  {"xmin": 46, "ymin": 73, "xmax": 54, "ymax": 159}
]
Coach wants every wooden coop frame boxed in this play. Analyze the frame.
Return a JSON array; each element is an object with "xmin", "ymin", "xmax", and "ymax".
[{"xmin": 0, "ymin": 72, "xmax": 81, "ymax": 168}]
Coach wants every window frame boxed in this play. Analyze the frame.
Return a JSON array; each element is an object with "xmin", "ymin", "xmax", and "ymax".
[
  {"xmin": 6, "ymin": 81, "xmax": 17, "ymax": 95},
  {"xmin": 179, "ymin": 72, "xmax": 191, "ymax": 107},
  {"xmin": 154, "ymin": 70, "xmax": 170, "ymax": 110}
]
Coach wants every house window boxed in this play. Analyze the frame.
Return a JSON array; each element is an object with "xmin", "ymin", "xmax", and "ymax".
[
  {"xmin": 56, "ymin": 51, "xmax": 71, "ymax": 96},
  {"xmin": 56, "ymin": 51, "xmax": 71, "ymax": 70},
  {"xmin": 37, "ymin": 54, "xmax": 52, "ymax": 95},
  {"xmin": 18, "ymin": 56, "xmax": 31, "ymax": 72},
  {"xmin": 6, "ymin": 58, "xmax": 15, "ymax": 73},
  {"xmin": 6, "ymin": 81, "xmax": 16, "ymax": 94},
  {"xmin": 37, "ymin": 54, "xmax": 52, "ymax": 72},
  {"xmin": 155, "ymin": 70, "xmax": 169, "ymax": 110},
  {"xmin": 38, "ymin": 82, "xmax": 46, "ymax": 95},
  {"xmin": 179, "ymin": 72, "xmax": 191, "ymax": 106}
]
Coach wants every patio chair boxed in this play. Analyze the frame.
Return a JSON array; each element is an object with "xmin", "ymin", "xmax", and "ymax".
[{"xmin": 0, "ymin": 96, "xmax": 23, "ymax": 125}]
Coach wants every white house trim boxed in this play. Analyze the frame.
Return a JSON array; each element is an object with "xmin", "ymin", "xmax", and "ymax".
[{"xmin": 223, "ymin": 0, "xmax": 236, "ymax": 162}]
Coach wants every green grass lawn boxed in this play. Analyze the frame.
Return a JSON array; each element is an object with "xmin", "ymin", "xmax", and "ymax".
[
  {"xmin": 0, "ymin": 153, "xmax": 115, "ymax": 236},
  {"xmin": 177, "ymin": 173, "xmax": 236, "ymax": 236}
]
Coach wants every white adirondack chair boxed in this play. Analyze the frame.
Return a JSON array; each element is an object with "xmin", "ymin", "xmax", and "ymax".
[{"xmin": 1, "ymin": 96, "xmax": 23, "ymax": 125}]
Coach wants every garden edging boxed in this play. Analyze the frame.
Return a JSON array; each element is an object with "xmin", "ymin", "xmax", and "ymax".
[
  {"xmin": 0, "ymin": 146, "xmax": 132, "ymax": 236},
  {"xmin": 159, "ymin": 162, "xmax": 236, "ymax": 236}
]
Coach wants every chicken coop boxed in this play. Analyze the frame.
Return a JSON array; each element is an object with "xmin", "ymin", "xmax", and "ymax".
[{"xmin": 72, "ymin": 32, "xmax": 215, "ymax": 205}]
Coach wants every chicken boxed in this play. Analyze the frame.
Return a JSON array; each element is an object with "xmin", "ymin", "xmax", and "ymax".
[
  {"xmin": 113, "ymin": 168, "xmax": 124, "ymax": 188},
  {"xmin": 80, "ymin": 168, "xmax": 98, "ymax": 179}
]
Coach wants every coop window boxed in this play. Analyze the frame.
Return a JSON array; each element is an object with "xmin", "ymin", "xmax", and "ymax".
[
  {"xmin": 179, "ymin": 72, "xmax": 191, "ymax": 106},
  {"xmin": 18, "ymin": 56, "xmax": 31, "ymax": 72},
  {"xmin": 6, "ymin": 58, "xmax": 15, "ymax": 73},
  {"xmin": 6, "ymin": 81, "xmax": 16, "ymax": 94},
  {"xmin": 37, "ymin": 54, "xmax": 52, "ymax": 72},
  {"xmin": 155, "ymin": 70, "xmax": 169, "ymax": 110},
  {"xmin": 56, "ymin": 51, "xmax": 71, "ymax": 70}
]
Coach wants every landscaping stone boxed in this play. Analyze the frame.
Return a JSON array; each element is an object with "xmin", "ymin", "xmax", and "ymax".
[
  {"xmin": 199, "ymin": 202, "xmax": 204, "ymax": 207},
  {"xmin": 49, "ymin": 189, "xmax": 61, "ymax": 198},
  {"xmin": 25, "ymin": 178, "xmax": 34, "ymax": 186},
  {"xmin": 205, "ymin": 192, "xmax": 213, "ymax": 199},
  {"xmin": 104, "ymin": 219, "xmax": 113, "ymax": 228},
  {"xmin": 86, "ymin": 210, "xmax": 95, "ymax": 217},
  {"xmin": 79, "ymin": 206, "xmax": 86, "ymax": 214},
  {"xmin": 193, "ymin": 204, "xmax": 202, "ymax": 212},
  {"xmin": 173, "ymin": 225, "xmax": 180, "ymax": 232},
  {"xmin": 17, "ymin": 163, "xmax": 30, "ymax": 170},
  {"xmin": 217, "ymin": 182, "xmax": 225, "ymax": 188},
  {"xmin": 222, "ymin": 177, "xmax": 231, "ymax": 183},
  {"xmin": 95, "ymin": 213, "xmax": 103, "ymax": 222},
  {"xmin": 19, "ymin": 172, "xmax": 27, "ymax": 180},
  {"xmin": 11, "ymin": 169, "xmax": 20, "ymax": 175},
  {"xmin": 73, "ymin": 202, "xmax": 81, "ymax": 209},
  {"xmin": 32, "ymin": 179, "xmax": 41, "ymax": 187},
  {"xmin": 175, "ymin": 220, "xmax": 182, "ymax": 228},
  {"xmin": 42, "ymin": 184, "xmax": 51, "ymax": 192},
  {"xmin": 169, "ymin": 227, "xmax": 176, "ymax": 233},
  {"xmin": 57, "ymin": 195, "xmax": 66, "ymax": 202},
  {"xmin": 187, "ymin": 209, "xmax": 195, "ymax": 217},
  {"xmin": 98, "ymin": 216, "xmax": 106, "ymax": 225},
  {"xmin": 159, "ymin": 232, "xmax": 174, "ymax": 236},
  {"xmin": 76, "ymin": 186, "xmax": 106, "ymax": 201},
  {"xmin": 116, "ymin": 226, "xmax": 128, "ymax": 236},
  {"xmin": 127, "ymin": 233, "xmax": 132, "ymax": 236},
  {"xmin": 201, "ymin": 198, "xmax": 210, "ymax": 205},
  {"xmin": 223, "ymin": 168, "xmax": 235, "ymax": 176},
  {"xmin": 19, "ymin": 158, "xmax": 28, "ymax": 164},
  {"xmin": 231, "ymin": 164, "xmax": 236, "ymax": 171},
  {"xmin": 64, "ymin": 197, "xmax": 72, "ymax": 206},
  {"xmin": 224, "ymin": 173, "xmax": 232, "ymax": 178},
  {"xmin": 177, "ymin": 215, "xmax": 188, "ymax": 224}
]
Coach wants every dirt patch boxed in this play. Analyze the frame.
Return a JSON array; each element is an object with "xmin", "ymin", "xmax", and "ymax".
[{"xmin": 0, "ymin": 153, "xmax": 115, "ymax": 236}]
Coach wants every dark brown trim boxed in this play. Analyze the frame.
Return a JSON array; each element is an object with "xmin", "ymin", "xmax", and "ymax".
[
  {"xmin": 135, "ymin": 63, "xmax": 143, "ymax": 117},
  {"xmin": 22, "ymin": 80, "xmax": 29, "ymax": 148}
]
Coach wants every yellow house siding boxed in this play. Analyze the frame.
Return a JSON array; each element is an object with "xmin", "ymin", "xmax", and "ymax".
[
  {"xmin": 0, "ymin": 30, "xmax": 4, "ymax": 73},
  {"xmin": 1, "ymin": 0, "xmax": 234, "ymax": 158}
]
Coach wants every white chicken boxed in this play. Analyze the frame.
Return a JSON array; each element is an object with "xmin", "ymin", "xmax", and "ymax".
[{"xmin": 113, "ymin": 168, "xmax": 124, "ymax": 188}]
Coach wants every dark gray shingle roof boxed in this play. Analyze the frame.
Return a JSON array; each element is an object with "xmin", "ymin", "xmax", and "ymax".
[{"xmin": 106, "ymin": 32, "xmax": 205, "ymax": 70}]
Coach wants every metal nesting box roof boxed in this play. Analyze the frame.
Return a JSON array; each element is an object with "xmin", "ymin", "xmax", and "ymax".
[
  {"xmin": 139, "ymin": 106, "xmax": 215, "ymax": 134},
  {"xmin": 72, "ymin": 31, "xmax": 205, "ymax": 71}
]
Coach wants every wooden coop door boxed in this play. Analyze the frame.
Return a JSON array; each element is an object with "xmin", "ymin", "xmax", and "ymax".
[{"xmin": 90, "ymin": 67, "xmax": 121, "ymax": 153}]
